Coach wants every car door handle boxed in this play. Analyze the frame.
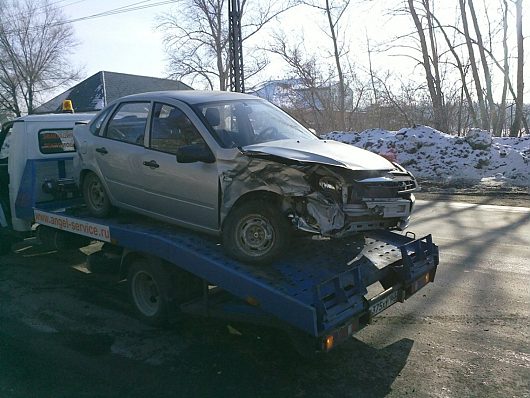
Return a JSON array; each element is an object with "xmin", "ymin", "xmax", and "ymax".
[
  {"xmin": 143, "ymin": 160, "xmax": 160, "ymax": 169},
  {"xmin": 95, "ymin": 147, "xmax": 108, "ymax": 154}
]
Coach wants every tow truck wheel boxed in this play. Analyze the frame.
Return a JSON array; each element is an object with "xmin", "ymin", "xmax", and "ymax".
[
  {"xmin": 223, "ymin": 200, "xmax": 290, "ymax": 265},
  {"xmin": 82, "ymin": 172, "xmax": 113, "ymax": 217},
  {"xmin": 128, "ymin": 258, "xmax": 172, "ymax": 326},
  {"xmin": 127, "ymin": 258, "xmax": 202, "ymax": 326}
]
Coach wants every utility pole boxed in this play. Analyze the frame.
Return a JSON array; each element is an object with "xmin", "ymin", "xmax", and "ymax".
[{"xmin": 228, "ymin": 0, "xmax": 244, "ymax": 92}]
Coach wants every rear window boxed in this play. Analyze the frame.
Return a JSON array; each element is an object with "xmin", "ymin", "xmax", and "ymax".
[
  {"xmin": 38, "ymin": 129, "xmax": 75, "ymax": 154},
  {"xmin": 90, "ymin": 106, "xmax": 113, "ymax": 136}
]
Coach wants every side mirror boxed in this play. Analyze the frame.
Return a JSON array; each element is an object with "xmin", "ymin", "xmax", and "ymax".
[{"xmin": 176, "ymin": 143, "xmax": 215, "ymax": 164}]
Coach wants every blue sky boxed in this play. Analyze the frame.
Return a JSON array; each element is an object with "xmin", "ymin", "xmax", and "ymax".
[{"xmin": 65, "ymin": 0, "xmax": 173, "ymax": 79}]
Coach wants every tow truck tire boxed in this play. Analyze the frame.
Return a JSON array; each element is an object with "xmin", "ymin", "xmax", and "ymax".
[
  {"xmin": 223, "ymin": 200, "xmax": 290, "ymax": 265},
  {"xmin": 128, "ymin": 258, "xmax": 172, "ymax": 326},
  {"xmin": 127, "ymin": 258, "xmax": 202, "ymax": 326},
  {"xmin": 82, "ymin": 172, "xmax": 113, "ymax": 218}
]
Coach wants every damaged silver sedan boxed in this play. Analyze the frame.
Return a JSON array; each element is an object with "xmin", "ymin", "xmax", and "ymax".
[{"xmin": 73, "ymin": 91, "xmax": 416, "ymax": 264}]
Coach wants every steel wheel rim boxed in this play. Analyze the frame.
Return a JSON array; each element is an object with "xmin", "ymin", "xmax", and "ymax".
[
  {"xmin": 236, "ymin": 214, "xmax": 275, "ymax": 257},
  {"xmin": 88, "ymin": 178, "xmax": 106, "ymax": 210},
  {"xmin": 131, "ymin": 270, "xmax": 160, "ymax": 317}
]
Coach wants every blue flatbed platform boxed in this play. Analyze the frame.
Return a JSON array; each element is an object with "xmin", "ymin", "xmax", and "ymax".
[{"xmin": 33, "ymin": 206, "xmax": 439, "ymax": 341}]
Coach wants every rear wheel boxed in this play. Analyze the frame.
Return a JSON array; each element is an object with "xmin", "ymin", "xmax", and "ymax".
[
  {"xmin": 82, "ymin": 172, "xmax": 113, "ymax": 217},
  {"xmin": 127, "ymin": 258, "xmax": 202, "ymax": 326},
  {"xmin": 223, "ymin": 200, "xmax": 291, "ymax": 265}
]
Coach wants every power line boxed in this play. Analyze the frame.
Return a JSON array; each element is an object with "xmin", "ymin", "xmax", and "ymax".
[
  {"xmin": 56, "ymin": 0, "xmax": 176, "ymax": 25},
  {"xmin": 30, "ymin": 0, "xmax": 90, "ymax": 15},
  {"xmin": 1, "ymin": 0, "xmax": 176, "ymax": 34}
]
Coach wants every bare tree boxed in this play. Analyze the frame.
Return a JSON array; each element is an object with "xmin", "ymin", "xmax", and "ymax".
[
  {"xmin": 373, "ymin": 73, "xmax": 413, "ymax": 126},
  {"xmin": 158, "ymin": 0, "xmax": 297, "ymax": 90},
  {"xmin": 0, "ymin": 0, "xmax": 80, "ymax": 116},
  {"xmin": 467, "ymin": 0, "xmax": 496, "ymax": 129},
  {"xmin": 428, "ymin": 10, "xmax": 478, "ymax": 128},
  {"xmin": 366, "ymin": 32, "xmax": 378, "ymax": 105},
  {"xmin": 458, "ymin": 0, "xmax": 489, "ymax": 129},
  {"xmin": 268, "ymin": 32, "xmax": 335, "ymax": 132},
  {"xmin": 302, "ymin": 0, "xmax": 350, "ymax": 131},
  {"xmin": 510, "ymin": 0, "xmax": 524, "ymax": 136},
  {"xmin": 407, "ymin": 0, "xmax": 448, "ymax": 132},
  {"xmin": 496, "ymin": 0, "xmax": 510, "ymax": 135}
]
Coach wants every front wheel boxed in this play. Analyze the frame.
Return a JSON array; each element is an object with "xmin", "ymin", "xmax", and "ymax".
[{"xmin": 223, "ymin": 200, "xmax": 291, "ymax": 265}]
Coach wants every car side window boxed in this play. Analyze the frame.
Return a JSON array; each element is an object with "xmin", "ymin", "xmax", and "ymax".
[
  {"xmin": 150, "ymin": 103, "xmax": 206, "ymax": 155},
  {"xmin": 105, "ymin": 102, "xmax": 150, "ymax": 145}
]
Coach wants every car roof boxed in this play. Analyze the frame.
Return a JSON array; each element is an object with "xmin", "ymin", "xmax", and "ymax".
[{"xmin": 113, "ymin": 90, "xmax": 263, "ymax": 105}]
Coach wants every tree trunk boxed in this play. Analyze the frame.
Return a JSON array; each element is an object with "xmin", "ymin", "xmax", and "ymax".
[
  {"xmin": 468, "ymin": 0, "xmax": 494, "ymax": 130},
  {"xmin": 510, "ymin": 0, "xmax": 524, "ymax": 136},
  {"xmin": 496, "ymin": 0, "xmax": 509, "ymax": 136},
  {"xmin": 430, "ymin": 11, "xmax": 478, "ymax": 127},
  {"xmin": 325, "ymin": 0, "xmax": 346, "ymax": 131},
  {"xmin": 459, "ymin": 0, "xmax": 488, "ymax": 130},
  {"xmin": 408, "ymin": 0, "xmax": 447, "ymax": 132},
  {"xmin": 423, "ymin": 0, "xmax": 444, "ymax": 125},
  {"xmin": 366, "ymin": 33, "xmax": 377, "ymax": 105}
]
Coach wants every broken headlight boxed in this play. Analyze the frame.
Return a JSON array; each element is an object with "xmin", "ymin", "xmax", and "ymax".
[
  {"xmin": 318, "ymin": 176, "xmax": 343, "ymax": 203},
  {"xmin": 318, "ymin": 176, "xmax": 341, "ymax": 192}
]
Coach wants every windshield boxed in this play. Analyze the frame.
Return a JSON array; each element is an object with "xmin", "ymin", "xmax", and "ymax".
[{"xmin": 193, "ymin": 99, "xmax": 318, "ymax": 148}]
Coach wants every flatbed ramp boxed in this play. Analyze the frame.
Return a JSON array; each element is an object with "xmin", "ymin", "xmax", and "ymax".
[{"xmin": 34, "ymin": 208, "xmax": 438, "ymax": 339}]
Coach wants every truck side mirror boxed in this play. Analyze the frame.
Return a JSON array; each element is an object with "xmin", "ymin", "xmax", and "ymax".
[{"xmin": 176, "ymin": 143, "xmax": 215, "ymax": 164}]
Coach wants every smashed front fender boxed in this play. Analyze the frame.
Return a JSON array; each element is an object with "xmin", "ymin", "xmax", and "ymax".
[{"xmin": 217, "ymin": 151, "xmax": 313, "ymax": 221}]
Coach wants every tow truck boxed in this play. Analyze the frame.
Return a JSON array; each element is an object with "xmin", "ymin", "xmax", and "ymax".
[{"xmin": 0, "ymin": 106, "xmax": 439, "ymax": 353}]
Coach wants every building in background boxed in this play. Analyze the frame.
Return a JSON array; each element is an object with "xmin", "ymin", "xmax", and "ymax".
[
  {"xmin": 34, "ymin": 71, "xmax": 192, "ymax": 114},
  {"xmin": 250, "ymin": 78, "xmax": 353, "ymax": 133}
]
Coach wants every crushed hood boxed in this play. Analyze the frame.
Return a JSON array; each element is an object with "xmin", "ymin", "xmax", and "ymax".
[{"xmin": 242, "ymin": 139, "xmax": 395, "ymax": 171}]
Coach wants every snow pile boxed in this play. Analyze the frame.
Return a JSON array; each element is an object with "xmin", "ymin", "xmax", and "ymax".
[
  {"xmin": 325, "ymin": 126, "xmax": 530, "ymax": 186},
  {"xmin": 465, "ymin": 128, "xmax": 492, "ymax": 150}
]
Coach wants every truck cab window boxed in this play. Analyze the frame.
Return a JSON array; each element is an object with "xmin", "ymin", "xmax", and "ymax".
[{"xmin": 0, "ymin": 127, "xmax": 12, "ymax": 160}]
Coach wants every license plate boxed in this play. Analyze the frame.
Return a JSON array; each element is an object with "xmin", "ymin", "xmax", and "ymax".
[{"xmin": 369, "ymin": 290, "xmax": 399, "ymax": 317}]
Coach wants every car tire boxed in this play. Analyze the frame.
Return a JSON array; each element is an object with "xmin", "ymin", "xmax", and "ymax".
[
  {"xmin": 127, "ymin": 258, "xmax": 202, "ymax": 326},
  {"xmin": 82, "ymin": 172, "xmax": 113, "ymax": 218},
  {"xmin": 223, "ymin": 200, "xmax": 291, "ymax": 265}
]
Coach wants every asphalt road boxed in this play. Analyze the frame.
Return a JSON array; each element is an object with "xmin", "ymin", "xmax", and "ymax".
[{"xmin": 0, "ymin": 200, "xmax": 529, "ymax": 398}]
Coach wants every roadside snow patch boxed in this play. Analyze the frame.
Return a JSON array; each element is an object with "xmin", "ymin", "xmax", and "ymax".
[{"xmin": 325, "ymin": 126, "xmax": 530, "ymax": 187}]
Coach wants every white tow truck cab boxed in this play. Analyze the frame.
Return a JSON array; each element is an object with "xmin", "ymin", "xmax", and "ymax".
[{"xmin": 0, "ymin": 108, "xmax": 94, "ymax": 249}]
